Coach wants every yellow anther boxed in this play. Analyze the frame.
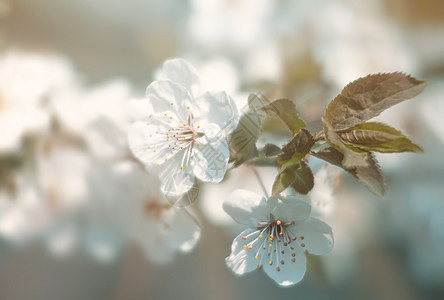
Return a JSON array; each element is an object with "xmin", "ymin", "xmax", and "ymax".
[
  {"xmin": 156, "ymin": 131, "xmax": 159, "ymax": 134},
  {"xmin": 187, "ymin": 106, "xmax": 190, "ymax": 109},
  {"xmin": 180, "ymin": 166, "xmax": 183, "ymax": 170},
  {"xmin": 153, "ymin": 150, "xmax": 157, "ymax": 152},
  {"xmin": 170, "ymin": 117, "xmax": 173, "ymax": 119},
  {"xmin": 269, "ymin": 261, "xmax": 273, "ymax": 266},
  {"xmin": 276, "ymin": 267, "xmax": 281, "ymax": 272},
  {"xmin": 185, "ymin": 164, "xmax": 188, "ymax": 167},
  {"xmin": 248, "ymin": 246, "xmax": 253, "ymax": 249},
  {"xmin": 242, "ymin": 236, "xmax": 247, "ymax": 240},
  {"xmin": 170, "ymin": 102, "xmax": 174, "ymax": 105},
  {"xmin": 165, "ymin": 158, "xmax": 168, "ymax": 161},
  {"xmin": 167, "ymin": 136, "xmax": 170, "ymax": 138},
  {"xmin": 147, "ymin": 122, "xmax": 150, "ymax": 125},
  {"xmin": 149, "ymin": 114, "xmax": 153, "ymax": 118},
  {"xmin": 258, "ymin": 222, "xmax": 263, "ymax": 226},
  {"xmin": 259, "ymin": 235, "xmax": 263, "ymax": 238},
  {"xmin": 197, "ymin": 126, "xmax": 200, "ymax": 128},
  {"xmin": 197, "ymin": 143, "xmax": 200, "ymax": 146},
  {"xmin": 305, "ymin": 250, "xmax": 309, "ymax": 255},
  {"xmin": 242, "ymin": 245, "xmax": 247, "ymax": 250},
  {"xmin": 299, "ymin": 236, "xmax": 304, "ymax": 240},
  {"xmin": 269, "ymin": 244, "xmax": 272, "ymax": 247},
  {"xmin": 164, "ymin": 113, "xmax": 167, "ymax": 116},
  {"xmin": 254, "ymin": 256, "xmax": 258, "ymax": 259},
  {"xmin": 276, "ymin": 220, "xmax": 281, "ymax": 225},
  {"xmin": 147, "ymin": 146, "xmax": 151, "ymax": 149},
  {"xmin": 301, "ymin": 243, "xmax": 305, "ymax": 247}
]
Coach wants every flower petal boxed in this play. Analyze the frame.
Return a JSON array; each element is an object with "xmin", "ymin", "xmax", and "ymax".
[
  {"xmin": 127, "ymin": 119, "xmax": 175, "ymax": 165},
  {"xmin": 194, "ymin": 91, "xmax": 239, "ymax": 136},
  {"xmin": 289, "ymin": 217, "xmax": 334, "ymax": 255},
  {"xmin": 160, "ymin": 58, "xmax": 201, "ymax": 98},
  {"xmin": 262, "ymin": 246, "xmax": 307, "ymax": 287},
  {"xmin": 165, "ymin": 208, "xmax": 201, "ymax": 252},
  {"xmin": 159, "ymin": 161, "xmax": 196, "ymax": 201},
  {"xmin": 223, "ymin": 190, "xmax": 268, "ymax": 227},
  {"xmin": 146, "ymin": 80, "xmax": 193, "ymax": 122},
  {"xmin": 192, "ymin": 136, "xmax": 229, "ymax": 183},
  {"xmin": 271, "ymin": 198, "xmax": 311, "ymax": 224},
  {"xmin": 225, "ymin": 228, "xmax": 261, "ymax": 275}
]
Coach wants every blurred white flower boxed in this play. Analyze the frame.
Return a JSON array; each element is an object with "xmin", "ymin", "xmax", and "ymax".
[
  {"xmin": 85, "ymin": 161, "xmax": 201, "ymax": 265},
  {"xmin": 128, "ymin": 59, "xmax": 238, "ymax": 197},
  {"xmin": 51, "ymin": 78, "xmax": 134, "ymax": 160},
  {"xmin": 224, "ymin": 189, "xmax": 333, "ymax": 286},
  {"xmin": 0, "ymin": 49, "xmax": 75, "ymax": 153}
]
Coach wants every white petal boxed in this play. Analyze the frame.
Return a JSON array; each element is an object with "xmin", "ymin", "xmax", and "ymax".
[
  {"xmin": 262, "ymin": 246, "xmax": 307, "ymax": 287},
  {"xmin": 192, "ymin": 136, "xmax": 229, "ymax": 183},
  {"xmin": 223, "ymin": 190, "xmax": 268, "ymax": 227},
  {"xmin": 146, "ymin": 80, "xmax": 193, "ymax": 122},
  {"xmin": 225, "ymin": 228, "xmax": 261, "ymax": 275},
  {"xmin": 134, "ymin": 217, "xmax": 176, "ymax": 265},
  {"xmin": 271, "ymin": 198, "xmax": 311, "ymax": 224},
  {"xmin": 289, "ymin": 217, "xmax": 334, "ymax": 255},
  {"xmin": 165, "ymin": 208, "xmax": 201, "ymax": 252},
  {"xmin": 194, "ymin": 91, "xmax": 238, "ymax": 136},
  {"xmin": 159, "ymin": 164, "xmax": 196, "ymax": 205},
  {"xmin": 128, "ymin": 118, "xmax": 182, "ymax": 166},
  {"xmin": 160, "ymin": 58, "xmax": 201, "ymax": 98}
]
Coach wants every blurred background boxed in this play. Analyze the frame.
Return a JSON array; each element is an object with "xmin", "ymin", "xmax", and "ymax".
[{"xmin": 1, "ymin": 0, "xmax": 444, "ymax": 299}]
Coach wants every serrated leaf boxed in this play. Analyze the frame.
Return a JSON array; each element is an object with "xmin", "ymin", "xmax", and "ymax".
[
  {"xmin": 312, "ymin": 146, "xmax": 385, "ymax": 196},
  {"xmin": 322, "ymin": 118, "xmax": 370, "ymax": 169},
  {"xmin": 277, "ymin": 129, "xmax": 314, "ymax": 165},
  {"xmin": 337, "ymin": 122, "xmax": 423, "ymax": 153},
  {"xmin": 260, "ymin": 99, "xmax": 306, "ymax": 135},
  {"xmin": 290, "ymin": 161, "xmax": 314, "ymax": 195},
  {"xmin": 262, "ymin": 143, "xmax": 282, "ymax": 157},
  {"xmin": 228, "ymin": 112, "xmax": 263, "ymax": 167},
  {"xmin": 326, "ymin": 73, "xmax": 426, "ymax": 130}
]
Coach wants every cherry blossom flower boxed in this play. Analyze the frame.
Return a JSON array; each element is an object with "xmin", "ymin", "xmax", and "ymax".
[
  {"xmin": 85, "ymin": 161, "xmax": 201, "ymax": 264},
  {"xmin": 223, "ymin": 189, "xmax": 334, "ymax": 286},
  {"xmin": 128, "ymin": 59, "xmax": 238, "ymax": 198}
]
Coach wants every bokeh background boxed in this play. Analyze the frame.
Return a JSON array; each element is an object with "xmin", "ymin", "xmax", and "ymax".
[{"xmin": 1, "ymin": 0, "xmax": 444, "ymax": 299}]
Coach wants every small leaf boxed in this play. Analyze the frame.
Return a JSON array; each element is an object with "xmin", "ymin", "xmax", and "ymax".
[
  {"xmin": 290, "ymin": 161, "xmax": 314, "ymax": 195},
  {"xmin": 311, "ymin": 146, "xmax": 344, "ymax": 167},
  {"xmin": 272, "ymin": 162, "xmax": 314, "ymax": 196},
  {"xmin": 337, "ymin": 122, "xmax": 423, "ymax": 153},
  {"xmin": 262, "ymin": 143, "xmax": 282, "ymax": 157},
  {"xmin": 312, "ymin": 146, "xmax": 385, "ymax": 196},
  {"xmin": 277, "ymin": 129, "xmax": 314, "ymax": 166},
  {"xmin": 228, "ymin": 111, "xmax": 263, "ymax": 167},
  {"xmin": 322, "ymin": 118, "xmax": 370, "ymax": 169},
  {"xmin": 260, "ymin": 98, "xmax": 306, "ymax": 135},
  {"xmin": 272, "ymin": 166, "xmax": 297, "ymax": 196},
  {"xmin": 326, "ymin": 73, "xmax": 426, "ymax": 130}
]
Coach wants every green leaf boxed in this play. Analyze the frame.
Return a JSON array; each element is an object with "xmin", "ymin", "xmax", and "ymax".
[
  {"xmin": 262, "ymin": 143, "xmax": 282, "ymax": 157},
  {"xmin": 272, "ymin": 162, "xmax": 314, "ymax": 196},
  {"xmin": 337, "ymin": 122, "xmax": 423, "ymax": 153},
  {"xmin": 325, "ymin": 73, "xmax": 426, "ymax": 130},
  {"xmin": 272, "ymin": 166, "xmax": 297, "ymax": 196},
  {"xmin": 277, "ymin": 129, "xmax": 314, "ymax": 166},
  {"xmin": 228, "ymin": 112, "xmax": 263, "ymax": 167},
  {"xmin": 322, "ymin": 118, "xmax": 370, "ymax": 169},
  {"xmin": 260, "ymin": 98, "xmax": 306, "ymax": 135},
  {"xmin": 290, "ymin": 161, "xmax": 314, "ymax": 195},
  {"xmin": 312, "ymin": 146, "xmax": 385, "ymax": 197}
]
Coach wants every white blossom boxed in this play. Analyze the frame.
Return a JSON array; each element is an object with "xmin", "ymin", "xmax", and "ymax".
[
  {"xmin": 224, "ymin": 189, "xmax": 333, "ymax": 286},
  {"xmin": 128, "ymin": 59, "xmax": 238, "ymax": 198}
]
